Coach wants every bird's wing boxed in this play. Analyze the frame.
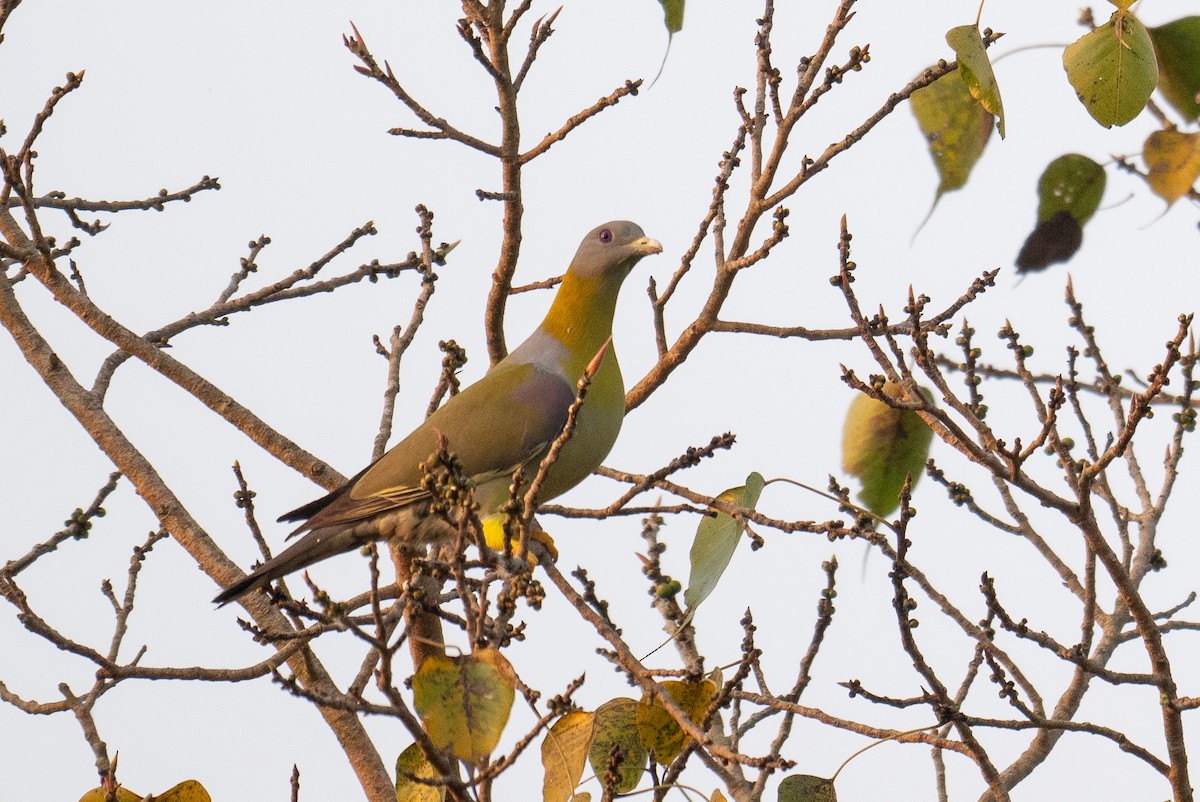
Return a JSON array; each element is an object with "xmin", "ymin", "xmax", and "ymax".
[{"xmin": 285, "ymin": 361, "xmax": 575, "ymax": 534}]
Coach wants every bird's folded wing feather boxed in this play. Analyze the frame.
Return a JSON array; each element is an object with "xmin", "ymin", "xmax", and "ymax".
[{"xmin": 285, "ymin": 361, "xmax": 575, "ymax": 535}]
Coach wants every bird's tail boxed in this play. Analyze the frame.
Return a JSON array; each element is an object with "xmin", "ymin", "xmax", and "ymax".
[{"xmin": 212, "ymin": 526, "xmax": 363, "ymax": 606}]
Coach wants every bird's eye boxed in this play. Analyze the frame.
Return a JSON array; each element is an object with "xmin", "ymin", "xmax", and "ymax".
[{"xmin": 598, "ymin": 228, "xmax": 613, "ymax": 244}]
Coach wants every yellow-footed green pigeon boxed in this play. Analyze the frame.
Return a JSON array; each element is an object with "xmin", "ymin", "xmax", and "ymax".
[{"xmin": 214, "ymin": 221, "xmax": 661, "ymax": 605}]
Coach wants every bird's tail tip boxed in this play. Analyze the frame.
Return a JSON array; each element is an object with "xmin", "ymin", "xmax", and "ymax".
[{"xmin": 212, "ymin": 576, "xmax": 258, "ymax": 607}]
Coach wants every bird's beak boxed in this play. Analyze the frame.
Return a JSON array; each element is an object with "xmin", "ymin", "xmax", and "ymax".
[{"xmin": 631, "ymin": 236, "xmax": 663, "ymax": 256}]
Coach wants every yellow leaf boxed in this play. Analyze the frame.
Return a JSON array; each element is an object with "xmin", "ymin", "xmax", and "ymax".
[
  {"xmin": 1144, "ymin": 130, "xmax": 1200, "ymax": 205},
  {"xmin": 78, "ymin": 789, "xmax": 140, "ymax": 802},
  {"xmin": 910, "ymin": 68, "xmax": 994, "ymax": 200},
  {"xmin": 588, "ymin": 698, "xmax": 648, "ymax": 793},
  {"xmin": 542, "ymin": 710, "xmax": 596, "ymax": 802},
  {"xmin": 635, "ymin": 680, "xmax": 717, "ymax": 765},
  {"xmin": 79, "ymin": 782, "xmax": 209, "ymax": 802},
  {"xmin": 395, "ymin": 743, "xmax": 447, "ymax": 802},
  {"xmin": 945, "ymin": 25, "xmax": 1005, "ymax": 138},
  {"xmin": 413, "ymin": 648, "xmax": 517, "ymax": 764},
  {"xmin": 155, "ymin": 781, "xmax": 212, "ymax": 802}
]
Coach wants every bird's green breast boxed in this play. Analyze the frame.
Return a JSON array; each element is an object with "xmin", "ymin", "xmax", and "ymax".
[
  {"xmin": 354, "ymin": 268, "xmax": 630, "ymax": 512},
  {"xmin": 497, "ymin": 268, "xmax": 629, "ymax": 502},
  {"xmin": 535, "ymin": 347, "xmax": 624, "ymax": 501}
]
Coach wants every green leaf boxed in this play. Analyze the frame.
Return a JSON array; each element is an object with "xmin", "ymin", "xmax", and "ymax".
[
  {"xmin": 1015, "ymin": 154, "xmax": 1105, "ymax": 272},
  {"xmin": 842, "ymin": 382, "xmax": 934, "ymax": 518},
  {"xmin": 412, "ymin": 649, "xmax": 516, "ymax": 764},
  {"xmin": 542, "ymin": 710, "xmax": 596, "ymax": 802},
  {"xmin": 1032, "ymin": 154, "xmax": 1107, "ymax": 225},
  {"xmin": 1144, "ymin": 130, "xmax": 1200, "ymax": 205},
  {"xmin": 778, "ymin": 774, "xmax": 838, "ymax": 802},
  {"xmin": 588, "ymin": 698, "xmax": 648, "ymax": 794},
  {"xmin": 658, "ymin": 0, "xmax": 685, "ymax": 34},
  {"xmin": 683, "ymin": 472, "xmax": 765, "ymax": 612},
  {"xmin": 1149, "ymin": 17, "xmax": 1200, "ymax": 122},
  {"xmin": 910, "ymin": 68, "xmax": 994, "ymax": 200},
  {"xmin": 396, "ymin": 744, "xmax": 446, "ymax": 802},
  {"xmin": 945, "ymin": 25, "xmax": 1005, "ymax": 138},
  {"xmin": 1063, "ymin": 9, "xmax": 1158, "ymax": 128}
]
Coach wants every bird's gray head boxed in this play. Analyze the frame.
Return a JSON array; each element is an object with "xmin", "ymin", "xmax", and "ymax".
[{"xmin": 568, "ymin": 221, "xmax": 663, "ymax": 279}]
